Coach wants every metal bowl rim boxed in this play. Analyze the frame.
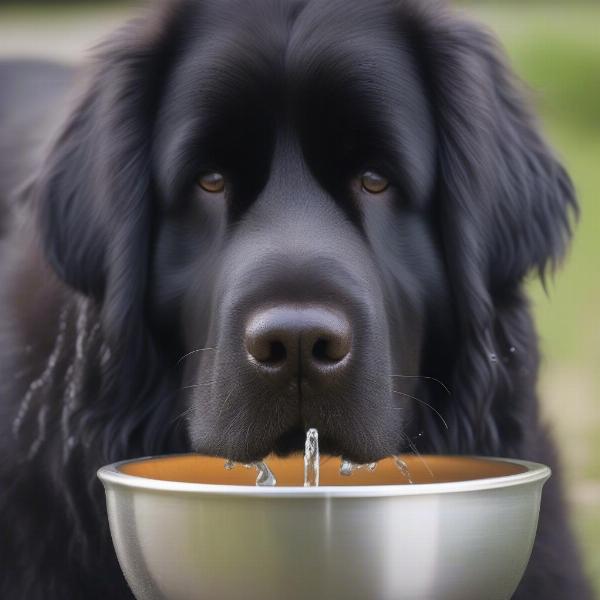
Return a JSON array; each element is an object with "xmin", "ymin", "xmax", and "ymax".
[{"xmin": 97, "ymin": 455, "xmax": 551, "ymax": 498}]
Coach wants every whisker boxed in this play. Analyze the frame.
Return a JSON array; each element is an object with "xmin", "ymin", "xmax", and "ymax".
[
  {"xmin": 171, "ymin": 376, "xmax": 221, "ymax": 426},
  {"xmin": 401, "ymin": 431, "xmax": 434, "ymax": 478},
  {"xmin": 178, "ymin": 381, "xmax": 216, "ymax": 391},
  {"xmin": 176, "ymin": 347, "xmax": 217, "ymax": 365},
  {"xmin": 390, "ymin": 374, "xmax": 451, "ymax": 396},
  {"xmin": 392, "ymin": 389, "xmax": 449, "ymax": 430},
  {"xmin": 218, "ymin": 386, "xmax": 237, "ymax": 421},
  {"xmin": 169, "ymin": 404, "xmax": 195, "ymax": 427}
]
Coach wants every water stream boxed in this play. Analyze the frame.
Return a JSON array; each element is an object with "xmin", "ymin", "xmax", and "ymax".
[
  {"xmin": 393, "ymin": 456, "xmax": 414, "ymax": 484},
  {"xmin": 303, "ymin": 428, "xmax": 320, "ymax": 487}
]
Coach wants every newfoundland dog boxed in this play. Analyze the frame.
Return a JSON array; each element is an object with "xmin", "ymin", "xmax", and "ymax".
[{"xmin": 0, "ymin": 0, "xmax": 592, "ymax": 597}]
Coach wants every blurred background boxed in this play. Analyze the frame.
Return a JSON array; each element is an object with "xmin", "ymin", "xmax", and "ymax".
[{"xmin": 1, "ymin": 0, "xmax": 598, "ymax": 595}]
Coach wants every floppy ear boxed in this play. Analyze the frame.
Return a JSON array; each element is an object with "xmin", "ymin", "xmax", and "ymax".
[
  {"xmin": 405, "ymin": 6, "xmax": 577, "ymax": 453},
  {"xmin": 36, "ymin": 4, "xmax": 189, "ymax": 459},
  {"xmin": 38, "ymin": 5, "xmax": 185, "ymax": 342}
]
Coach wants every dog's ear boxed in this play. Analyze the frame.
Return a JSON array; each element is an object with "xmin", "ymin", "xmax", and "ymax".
[
  {"xmin": 411, "ymin": 7, "xmax": 577, "ymax": 287},
  {"xmin": 35, "ymin": 5, "xmax": 190, "ymax": 459},
  {"xmin": 37, "ymin": 5, "xmax": 186, "ymax": 351},
  {"xmin": 406, "ymin": 7, "xmax": 577, "ymax": 453}
]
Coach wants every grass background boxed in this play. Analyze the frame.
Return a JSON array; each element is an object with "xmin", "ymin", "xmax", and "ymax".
[{"xmin": 1, "ymin": 1, "xmax": 598, "ymax": 596}]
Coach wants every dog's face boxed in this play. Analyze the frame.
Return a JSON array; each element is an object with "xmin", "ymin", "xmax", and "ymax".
[
  {"xmin": 39, "ymin": 0, "xmax": 575, "ymax": 462},
  {"xmin": 148, "ymin": 0, "xmax": 452, "ymax": 462}
]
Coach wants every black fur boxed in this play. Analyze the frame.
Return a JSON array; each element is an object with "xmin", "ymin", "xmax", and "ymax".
[{"xmin": 0, "ymin": 0, "xmax": 591, "ymax": 598}]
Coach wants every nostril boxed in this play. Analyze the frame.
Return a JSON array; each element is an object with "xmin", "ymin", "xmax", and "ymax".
[
  {"xmin": 312, "ymin": 338, "xmax": 330, "ymax": 362},
  {"xmin": 267, "ymin": 340, "xmax": 286, "ymax": 365},
  {"xmin": 245, "ymin": 305, "xmax": 351, "ymax": 373},
  {"xmin": 312, "ymin": 335, "xmax": 350, "ymax": 363},
  {"xmin": 247, "ymin": 336, "xmax": 287, "ymax": 366}
]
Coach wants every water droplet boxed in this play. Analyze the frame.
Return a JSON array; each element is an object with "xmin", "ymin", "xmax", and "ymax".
[
  {"xmin": 254, "ymin": 462, "xmax": 277, "ymax": 486},
  {"xmin": 61, "ymin": 297, "xmax": 94, "ymax": 463},
  {"xmin": 339, "ymin": 459, "xmax": 377, "ymax": 476},
  {"xmin": 304, "ymin": 428, "xmax": 320, "ymax": 487},
  {"xmin": 27, "ymin": 404, "xmax": 49, "ymax": 460},
  {"xmin": 509, "ymin": 346, "xmax": 516, "ymax": 353},
  {"xmin": 489, "ymin": 353, "xmax": 497, "ymax": 362},
  {"xmin": 394, "ymin": 457, "xmax": 414, "ymax": 484},
  {"xmin": 13, "ymin": 303, "xmax": 69, "ymax": 439},
  {"xmin": 223, "ymin": 459, "xmax": 277, "ymax": 486},
  {"xmin": 100, "ymin": 342, "xmax": 112, "ymax": 367}
]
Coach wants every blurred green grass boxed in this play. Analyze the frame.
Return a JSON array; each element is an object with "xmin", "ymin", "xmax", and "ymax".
[{"xmin": 468, "ymin": 4, "xmax": 600, "ymax": 595}]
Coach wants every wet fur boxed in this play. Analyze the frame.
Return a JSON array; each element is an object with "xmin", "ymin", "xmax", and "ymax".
[{"xmin": 0, "ymin": 0, "xmax": 592, "ymax": 597}]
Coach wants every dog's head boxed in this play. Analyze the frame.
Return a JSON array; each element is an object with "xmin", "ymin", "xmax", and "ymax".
[{"xmin": 38, "ymin": 0, "xmax": 575, "ymax": 462}]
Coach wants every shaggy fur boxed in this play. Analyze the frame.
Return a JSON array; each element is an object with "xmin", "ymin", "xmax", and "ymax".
[{"xmin": 0, "ymin": 0, "xmax": 592, "ymax": 597}]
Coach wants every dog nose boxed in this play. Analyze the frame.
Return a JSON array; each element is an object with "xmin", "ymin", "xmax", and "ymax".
[{"xmin": 245, "ymin": 305, "xmax": 352, "ymax": 377}]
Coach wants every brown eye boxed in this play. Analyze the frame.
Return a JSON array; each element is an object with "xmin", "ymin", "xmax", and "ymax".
[
  {"xmin": 197, "ymin": 172, "xmax": 225, "ymax": 193},
  {"xmin": 361, "ymin": 171, "xmax": 389, "ymax": 194}
]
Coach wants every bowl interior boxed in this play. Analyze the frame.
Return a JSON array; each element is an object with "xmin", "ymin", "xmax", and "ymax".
[{"xmin": 119, "ymin": 454, "xmax": 527, "ymax": 487}]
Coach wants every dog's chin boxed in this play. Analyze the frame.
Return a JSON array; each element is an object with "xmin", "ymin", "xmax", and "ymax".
[{"xmin": 190, "ymin": 411, "xmax": 406, "ymax": 464}]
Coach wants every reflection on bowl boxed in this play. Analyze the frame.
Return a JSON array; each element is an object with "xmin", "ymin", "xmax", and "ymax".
[{"xmin": 98, "ymin": 454, "xmax": 550, "ymax": 600}]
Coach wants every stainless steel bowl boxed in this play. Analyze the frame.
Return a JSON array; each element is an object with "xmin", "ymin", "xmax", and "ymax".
[{"xmin": 98, "ymin": 454, "xmax": 550, "ymax": 600}]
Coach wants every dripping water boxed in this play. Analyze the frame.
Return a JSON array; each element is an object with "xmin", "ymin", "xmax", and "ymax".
[
  {"xmin": 13, "ymin": 296, "xmax": 103, "ymax": 461},
  {"xmin": 222, "ymin": 427, "xmax": 418, "ymax": 487},
  {"xmin": 304, "ymin": 428, "xmax": 320, "ymax": 487},
  {"xmin": 61, "ymin": 297, "xmax": 94, "ymax": 461},
  {"xmin": 393, "ymin": 457, "xmax": 414, "ymax": 484},
  {"xmin": 12, "ymin": 303, "xmax": 70, "ymax": 438},
  {"xmin": 27, "ymin": 405, "xmax": 49, "ymax": 460},
  {"xmin": 224, "ymin": 459, "xmax": 277, "ymax": 486},
  {"xmin": 339, "ymin": 460, "xmax": 377, "ymax": 476}
]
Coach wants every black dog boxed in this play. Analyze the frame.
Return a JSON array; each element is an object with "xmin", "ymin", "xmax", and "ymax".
[{"xmin": 0, "ymin": 0, "xmax": 592, "ymax": 597}]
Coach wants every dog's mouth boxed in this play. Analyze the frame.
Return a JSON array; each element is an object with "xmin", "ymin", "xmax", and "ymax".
[
  {"xmin": 189, "ymin": 381, "xmax": 409, "ymax": 464},
  {"xmin": 270, "ymin": 425, "xmax": 307, "ymax": 456},
  {"xmin": 251, "ymin": 423, "xmax": 399, "ymax": 465},
  {"xmin": 270, "ymin": 426, "xmax": 349, "ymax": 457}
]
